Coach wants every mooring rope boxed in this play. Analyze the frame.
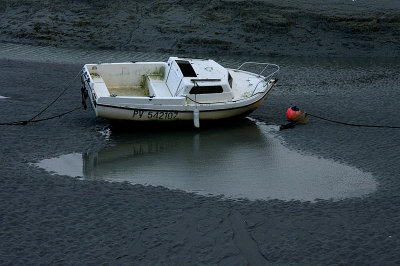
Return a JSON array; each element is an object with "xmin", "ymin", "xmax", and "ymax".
[
  {"xmin": 0, "ymin": 70, "xmax": 82, "ymax": 126},
  {"xmin": 28, "ymin": 70, "xmax": 82, "ymax": 121},
  {"xmin": 306, "ymin": 113, "xmax": 400, "ymax": 129},
  {"xmin": 0, "ymin": 106, "xmax": 81, "ymax": 126}
]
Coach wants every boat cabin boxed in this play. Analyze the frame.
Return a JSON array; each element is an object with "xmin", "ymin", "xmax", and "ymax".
[{"xmin": 165, "ymin": 57, "xmax": 233, "ymax": 103}]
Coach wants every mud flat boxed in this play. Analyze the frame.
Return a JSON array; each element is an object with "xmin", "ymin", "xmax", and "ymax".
[
  {"xmin": 0, "ymin": 0, "xmax": 400, "ymax": 57},
  {"xmin": 0, "ymin": 54, "xmax": 400, "ymax": 264}
]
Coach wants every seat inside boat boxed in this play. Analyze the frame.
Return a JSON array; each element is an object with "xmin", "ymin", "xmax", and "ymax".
[{"xmin": 146, "ymin": 74, "xmax": 172, "ymax": 97}]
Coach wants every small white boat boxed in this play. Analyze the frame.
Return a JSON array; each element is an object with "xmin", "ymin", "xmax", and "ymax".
[{"xmin": 81, "ymin": 57, "xmax": 279, "ymax": 127}]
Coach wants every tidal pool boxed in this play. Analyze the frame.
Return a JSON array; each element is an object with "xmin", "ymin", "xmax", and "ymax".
[{"xmin": 34, "ymin": 120, "xmax": 377, "ymax": 202}]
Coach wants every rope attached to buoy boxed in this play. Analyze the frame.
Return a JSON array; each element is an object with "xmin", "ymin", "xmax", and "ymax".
[
  {"xmin": 306, "ymin": 113, "xmax": 400, "ymax": 129},
  {"xmin": 280, "ymin": 106, "xmax": 400, "ymax": 130}
]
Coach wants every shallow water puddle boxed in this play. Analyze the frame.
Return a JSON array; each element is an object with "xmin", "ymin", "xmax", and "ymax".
[{"xmin": 34, "ymin": 121, "xmax": 377, "ymax": 202}]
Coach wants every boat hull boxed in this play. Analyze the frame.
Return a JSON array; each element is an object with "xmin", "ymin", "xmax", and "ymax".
[{"xmin": 94, "ymin": 92, "xmax": 269, "ymax": 122}]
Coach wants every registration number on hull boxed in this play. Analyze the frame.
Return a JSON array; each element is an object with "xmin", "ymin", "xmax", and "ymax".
[{"xmin": 132, "ymin": 110, "xmax": 179, "ymax": 120}]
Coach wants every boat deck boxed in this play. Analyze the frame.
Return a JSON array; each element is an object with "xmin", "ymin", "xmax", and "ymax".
[
  {"xmin": 105, "ymin": 74, "xmax": 172, "ymax": 98},
  {"xmin": 108, "ymin": 86, "xmax": 149, "ymax": 97}
]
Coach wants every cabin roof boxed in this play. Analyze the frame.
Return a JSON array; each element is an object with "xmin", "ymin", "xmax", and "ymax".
[{"xmin": 169, "ymin": 57, "xmax": 227, "ymax": 81}]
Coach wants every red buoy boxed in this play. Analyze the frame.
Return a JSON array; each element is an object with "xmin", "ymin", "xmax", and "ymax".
[{"xmin": 287, "ymin": 106, "xmax": 302, "ymax": 121}]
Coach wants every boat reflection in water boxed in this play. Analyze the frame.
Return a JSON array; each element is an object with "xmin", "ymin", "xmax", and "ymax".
[{"xmin": 38, "ymin": 119, "xmax": 377, "ymax": 202}]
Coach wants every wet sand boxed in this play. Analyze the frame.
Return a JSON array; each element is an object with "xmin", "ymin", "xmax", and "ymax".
[
  {"xmin": 1, "ymin": 0, "xmax": 400, "ymax": 264},
  {"xmin": 1, "ymin": 56, "xmax": 400, "ymax": 264}
]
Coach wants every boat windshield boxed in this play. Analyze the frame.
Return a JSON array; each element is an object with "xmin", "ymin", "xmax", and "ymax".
[{"xmin": 176, "ymin": 60, "xmax": 197, "ymax": 77}]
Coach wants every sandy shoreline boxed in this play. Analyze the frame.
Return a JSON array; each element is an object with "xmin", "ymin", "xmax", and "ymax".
[
  {"xmin": 1, "ymin": 0, "xmax": 400, "ymax": 57},
  {"xmin": 0, "ymin": 57, "xmax": 399, "ymax": 264}
]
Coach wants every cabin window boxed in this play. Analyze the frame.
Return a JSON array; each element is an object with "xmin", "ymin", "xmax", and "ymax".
[
  {"xmin": 228, "ymin": 73, "xmax": 233, "ymax": 88},
  {"xmin": 176, "ymin": 60, "xmax": 197, "ymax": 77},
  {"xmin": 189, "ymin": 86, "xmax": 224, "ymax": 94}
]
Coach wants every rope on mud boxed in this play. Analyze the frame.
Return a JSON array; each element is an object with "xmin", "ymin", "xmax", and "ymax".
[
  {"xmin": 0, "ymin": 106, "xmax": 81, "ymax": 126},
  {"xmin": 0, "ymin": 70, "xmax": 83, "ymax": 126},
  {"xmin": 28, "ymin": 70, "xmax": 82, "ymax": 121},
  {"xmin": 306, "ymin": 113, "xmax": 400, "ymax": 129}
]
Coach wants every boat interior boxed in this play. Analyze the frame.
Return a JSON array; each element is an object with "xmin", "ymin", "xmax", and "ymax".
[
  {"xmin": 86, "ymin": 62, "xmax": 166, "ymax": 98},
  {"xmin": 84, "ymin": 58, "xmax": 272, "ymax": 103}
]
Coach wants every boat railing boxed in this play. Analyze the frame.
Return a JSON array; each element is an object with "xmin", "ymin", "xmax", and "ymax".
[{"xmin": 237, "ymin": 62, "xmax": 280, "ymax": 96}]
